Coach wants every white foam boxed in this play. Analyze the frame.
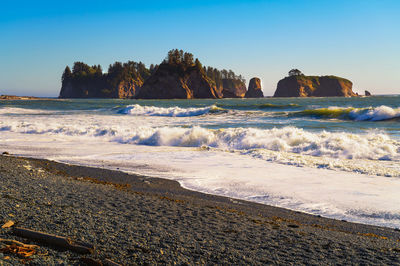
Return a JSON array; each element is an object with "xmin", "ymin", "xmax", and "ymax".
[
  {"xmin": 1, "ymin": 114, "xmax": 399, "ymax": 176},
  {"xmin": 117, "ymin": 104, "xmax": 219, "ymax": 117},
  {"xmin": 2, "ymin": 135, "xmax": 400, "ymax": 228},
  {"xmin": 350, "ymin": 105, "xmax": 400, "ymax": 121},
  {"xmin": 0, "ymin": 107, "xmax": 49, "ymax": 115}
]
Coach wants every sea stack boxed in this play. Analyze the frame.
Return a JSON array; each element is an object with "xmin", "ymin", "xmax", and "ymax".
[
  {"xmin": 245, "ymin": 77, "xmax": 264, "ymax": 98},
  {"xmin": 136, "ymin": 63, "xmax": 221, "ymax": 99},
  {"xmin": 365, "ymin": 90, "xmax": 372, "ymax": 96},
  {"xmin": 273, "ymin": 69, "xmax": 356, "ymax": 97}
]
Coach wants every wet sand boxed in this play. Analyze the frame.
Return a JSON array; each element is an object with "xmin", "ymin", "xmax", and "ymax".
[{"xmin": 1, "ymin": 154, "xmax": 400, "ymax": 264}]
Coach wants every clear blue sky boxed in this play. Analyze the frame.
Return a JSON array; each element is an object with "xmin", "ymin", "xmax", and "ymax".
[{"xmin": 0, "ymin": 0, "xmax": 399, "ymax": 96}]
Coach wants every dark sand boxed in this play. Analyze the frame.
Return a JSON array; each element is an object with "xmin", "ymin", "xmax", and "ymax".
[{"xmin": 1, "ymin": 154, "xmax": 400, "ymax": 265}]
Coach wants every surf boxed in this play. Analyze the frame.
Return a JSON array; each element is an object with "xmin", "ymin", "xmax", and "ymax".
[
  {"xmin": 291, "ymin": 105, "xmax": 400, "ymax": 121},
  {"xmin": 117, "ymin": 104, "xmax": 224, "ymax": 117}
]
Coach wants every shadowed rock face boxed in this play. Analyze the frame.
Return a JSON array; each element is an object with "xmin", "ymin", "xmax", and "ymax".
[
  {"xmin": 136, "ymin": 64, "xmax": 221, "ymax": 99},
  {"xmin": 273, "ymin": 75, "xmax": 356, "ymax": 97},
  {"xmin": 59, "ymin": 78, "xmax": 141, "ymax": 99},
  {"xmin": 222, "ymin": 79, "xmax": 247, "ymax": 98},
  {"xmin": 116, "ymin": 79, "xmax": 143, "ymax": 98},
  {"xmin": 245, "ymin": 78, "xmax": 264, "ymax": 98}
]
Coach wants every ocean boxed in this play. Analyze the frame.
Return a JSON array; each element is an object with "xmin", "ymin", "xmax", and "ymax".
[{"xmin": 1, "ymin": 96, "xmax": 400, "ymax": 228}]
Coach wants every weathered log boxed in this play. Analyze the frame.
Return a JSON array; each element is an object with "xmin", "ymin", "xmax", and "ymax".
[{"xmin": 12, "ymin": 227, "xmax": 94, "ymax": 254}]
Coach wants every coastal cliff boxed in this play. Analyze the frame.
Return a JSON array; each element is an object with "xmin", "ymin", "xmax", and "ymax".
[
  {"xmin": 221, "ymin": 79, "xmax": 247, "ymax": 98},
  {"xmin": 136, "ymin": 63, "xmax": 221, "ymax": 99},
  {"xmin": 245, "ymin": 78, "xmax": 264, "ymax": 98},
  {"xmin": 274, "ymin": 70, "xmax": 356, "ymax": 97}
]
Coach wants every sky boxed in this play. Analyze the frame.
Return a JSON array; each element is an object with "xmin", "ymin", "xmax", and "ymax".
[{"xmin": 0, "ymin": 0, "xmax": 399, "ymax": 97}]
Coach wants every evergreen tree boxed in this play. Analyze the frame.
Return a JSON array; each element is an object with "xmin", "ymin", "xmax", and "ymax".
[
  {"xmin": 62, "ymin": 66, "xmax": 72, "ymax": 83},
  {"xmin": 195, "ymin": 58, "xmax": 203, "ymax": 70}
]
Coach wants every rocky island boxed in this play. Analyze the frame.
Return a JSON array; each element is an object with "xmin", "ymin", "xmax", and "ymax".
[
  {"xmin": 273, "ymin": 69, "xmax": 356, "ymax": 97},
  {"xmin": 245, "ymin": 78, "xmax": 264, "ymax": 98},
  {"xmin": 59, "ymin": 49, "xmax": 264, "ymax": 99}
]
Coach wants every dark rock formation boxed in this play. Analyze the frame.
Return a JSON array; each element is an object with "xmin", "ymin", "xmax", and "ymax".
[
  {"xmin": 273, "ymin": 75, "xmax": 356, "ymax": 97},
  {"xmin": 245, "ymin": 78, "xmax": 264, "ymax": 98},
  {"xmin": 59, "ymin": 62, "xmax": 148, "ymax": 99},
  {"xmin": 222, "ymin": 79, "xmax": 247, "ymax": 98},
  {"xmin": 365, "ymin": 90, "xmax": 372, "ymax": 96},
  {"xmin": 59, "ymin": 77, "xmax": 142, "ymax": 99},
  {"xmin": 136, "ymin": 63, "xmax": 221, "ymax": 99},
  {"xmin": 59, "ymin": 50, "xmax": 247, "ymax": 99}
]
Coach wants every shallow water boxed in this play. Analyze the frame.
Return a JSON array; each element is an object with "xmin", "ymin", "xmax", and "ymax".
[{"xmin": 1, "ymin": 96, "xmax": 400, "ymax": 228}]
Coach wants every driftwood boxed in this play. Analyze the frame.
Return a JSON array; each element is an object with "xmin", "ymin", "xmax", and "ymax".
[
  {"xmin": 0, "ymin": 238, "xmax": 39, "ymax": 258},
  {"xmin": 1, "ymin": 220, "xmax": 15, "ymax": 229},
  {"xmin": 0, "ymin": 238, "xmax": 39, "ymax": 249},
  {"xmin": 13, "ymin": 227, "xmax": 94, "ymax": 254}
]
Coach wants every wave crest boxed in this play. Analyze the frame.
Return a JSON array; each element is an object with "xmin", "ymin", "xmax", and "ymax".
[
  {"xmin": 117, "ymin": 104, "xmax": 222, "ymax": 117},
  {"xmin": 350, "ymin": 106, "xmax": 400, "ymax": 121},
  {"xmin": 293, "ymin": 105, "xmax": 400, "ymax": 121}
]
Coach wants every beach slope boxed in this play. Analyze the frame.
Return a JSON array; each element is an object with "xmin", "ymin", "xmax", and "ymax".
[{"xmin": 1, "ymin": 154, "xmax": 400, "ymax": 264}]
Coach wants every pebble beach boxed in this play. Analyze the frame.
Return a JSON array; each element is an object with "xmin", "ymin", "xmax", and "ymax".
[{"xmin": 1, "ymin": 154, "xmax": 400, "ymax": 265}]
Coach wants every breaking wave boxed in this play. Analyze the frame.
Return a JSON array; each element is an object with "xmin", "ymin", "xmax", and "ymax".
[
  {"xmin": 117, "ymin": 104, "xmax": 223, "ymax": 117},
  {"xmin": 216, "ymin": 103, "xmax": 300, "ymax": 109},
  {"xmin": 292, "ymin": 105, "xmax": 400, "ymax": 121},
  {"xmin": 2, "ymin": 120, "xmax": 399, "ymax": 163}
]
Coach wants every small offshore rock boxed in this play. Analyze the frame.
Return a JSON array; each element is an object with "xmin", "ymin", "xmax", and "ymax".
[{"xmin": 245, "ymin": 77, "xmax": 264, "ymax": 98}]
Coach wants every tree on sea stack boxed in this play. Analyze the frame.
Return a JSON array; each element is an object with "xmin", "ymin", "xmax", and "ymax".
[
  {"xmin": 289, "ymin": 69, "xmax": 303, "ymax": 77},
  {"xmin": 61, "ymin": 66, "xmax": 72, "ymax": 83}
]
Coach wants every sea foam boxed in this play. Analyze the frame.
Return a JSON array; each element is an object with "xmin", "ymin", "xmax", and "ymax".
[
  {"xmin": 117, "ymin": 104, "xmax": 221, "ymax": 117},
  {"xmin": 2, "ymin": 118, "xmax": 398, "ymax": 163},
  {"xmin": 350, "ymin": 105, "xmax": 400, "ymax": 121}
]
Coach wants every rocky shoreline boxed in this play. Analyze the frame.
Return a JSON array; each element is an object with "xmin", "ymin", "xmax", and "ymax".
[
  {"xmin": 1, "ymin": 154, "xmax": 400, "ymax": 264},
  {"xmin": 0, "ymin": 95, "xmax": 46, "ymax": 100}
]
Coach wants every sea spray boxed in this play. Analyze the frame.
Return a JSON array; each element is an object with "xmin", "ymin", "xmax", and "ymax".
[{"xmin": 117, "ymin": 104, "xmax": 223, "ymax": 117}]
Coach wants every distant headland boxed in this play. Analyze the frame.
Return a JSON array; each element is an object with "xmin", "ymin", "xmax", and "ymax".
[
  {"xmin": 0, "ymin": 95, "xmax": 45, "ymax": 100},
  {"xmin": 59, "ymin": 50, "xmax": 360, "ymax": 99}
]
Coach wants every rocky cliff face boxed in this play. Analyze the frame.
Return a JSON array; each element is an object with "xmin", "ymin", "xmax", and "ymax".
[
  {"xmin": 273, "ymin": 75, "xmax": 356, "ymax": 97},
  {"xmin": 245, "ymin": 78, "xmax": 264, "ymax": 98},
  {"xmin": 114, "ymin": 79, "xmax": 143, "ymax": 98},
  {"xmin": 221, "ymin": 79, "xmax": 247, "ymax": 98},
  {"xmin": 59, "ymin": 78, "xmax": 141, "ymax": 99},
  {"xmin": 136, "ymin": 64, "xmax": 221, "ymax": 99}
]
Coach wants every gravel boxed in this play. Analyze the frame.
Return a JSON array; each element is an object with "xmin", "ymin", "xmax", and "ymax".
[{"xmin": 1, "ymin": 154, "xmax": 400, "ymax": 265}]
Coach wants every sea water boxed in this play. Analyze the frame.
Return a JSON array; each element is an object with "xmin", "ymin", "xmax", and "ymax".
[{"xmin": 1, "ymin": 96, "xmax": 400, "ymax": 228}]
